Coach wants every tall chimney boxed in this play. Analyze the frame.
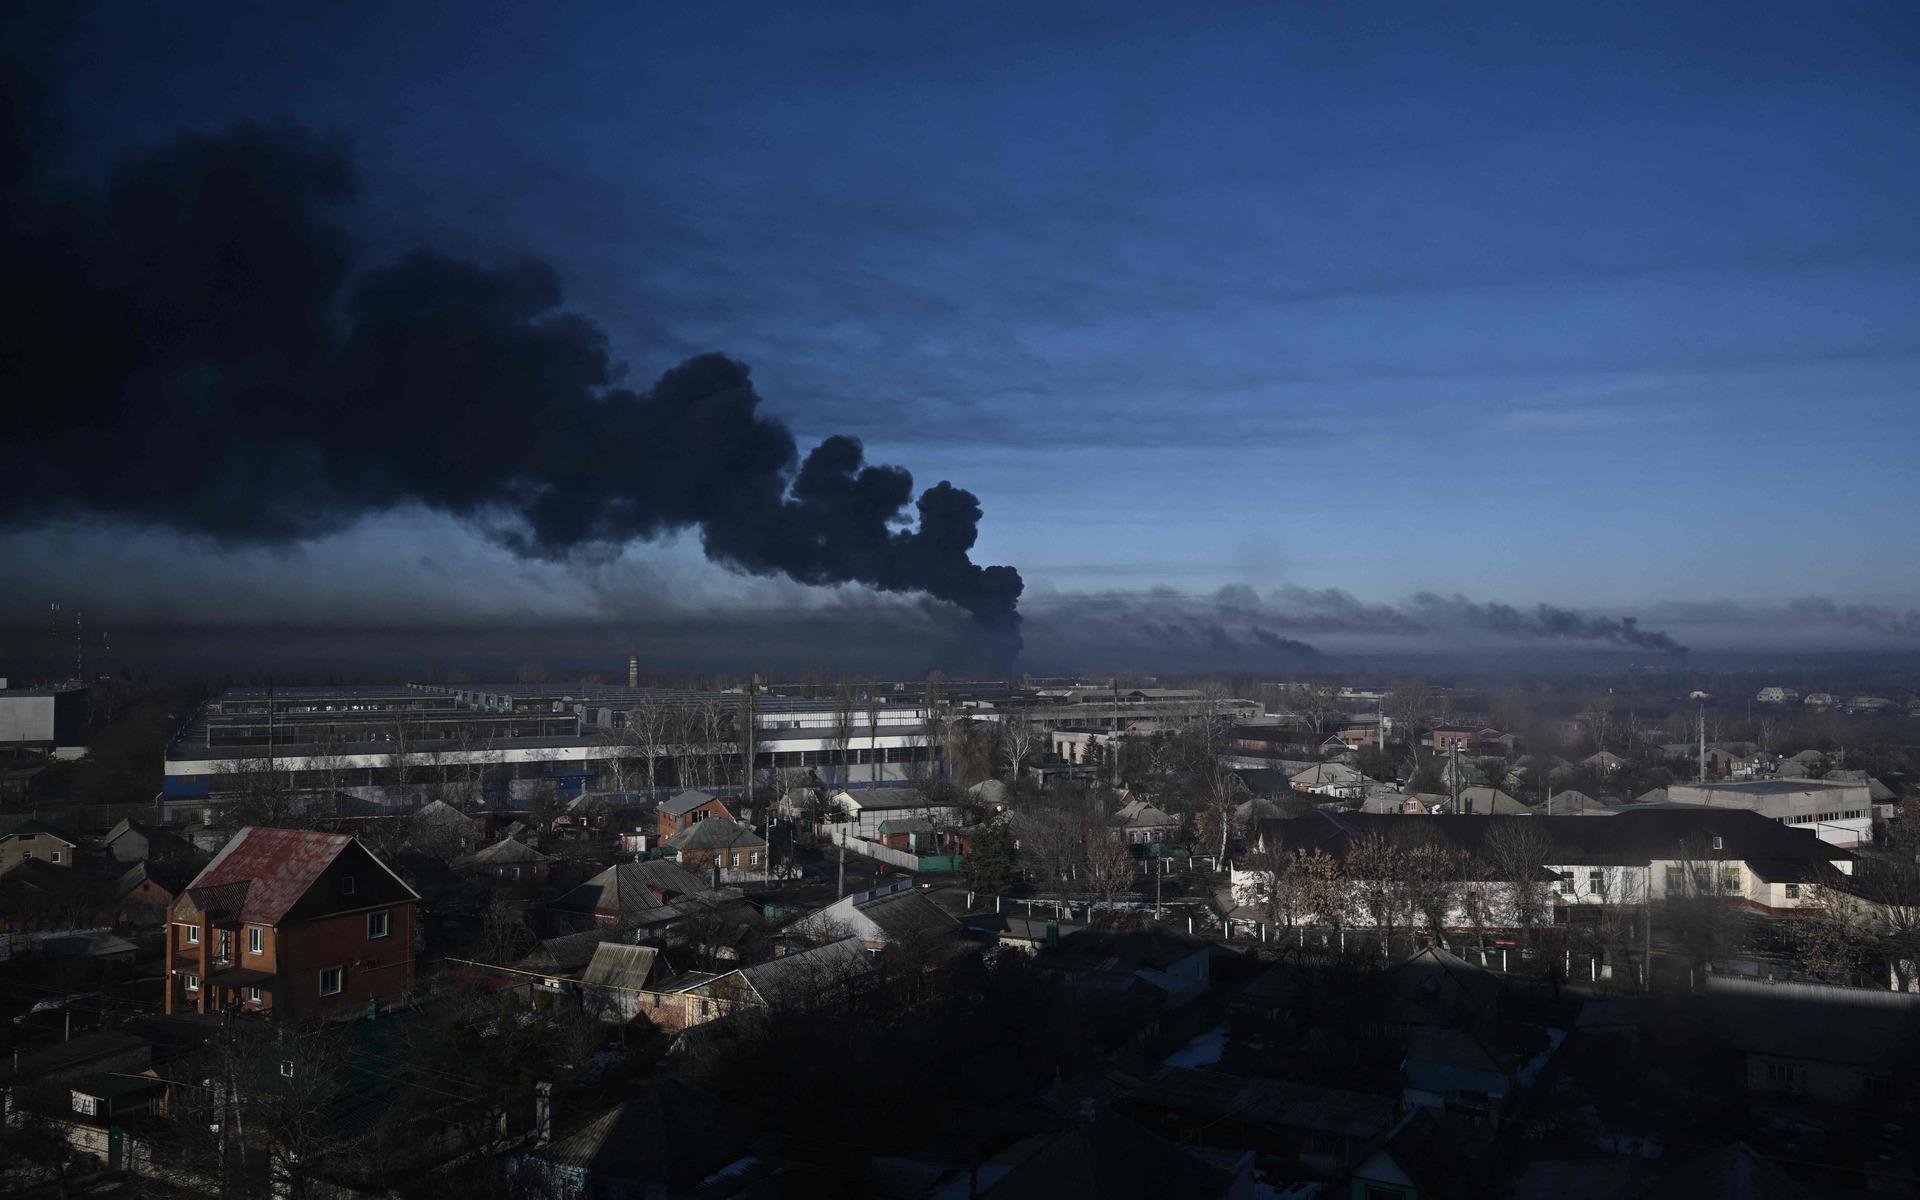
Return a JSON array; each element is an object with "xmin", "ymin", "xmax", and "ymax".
[
  {"xmin": 628, "ymin": 656, "xmax": 638, "ymax": 689},
  {"xmin": 535, "ymin": 1081, "xmax": 552, "ymax": 1146}
]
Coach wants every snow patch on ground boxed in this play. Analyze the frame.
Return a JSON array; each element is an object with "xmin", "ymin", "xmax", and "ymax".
[
  {"xmin": 1516, "ymin": 1027, "xmax": 1566, "ymax": 1088},
  {"xmin": 1166, "ymin": 1024, "xmax": 1228, "ymax": 1068}
]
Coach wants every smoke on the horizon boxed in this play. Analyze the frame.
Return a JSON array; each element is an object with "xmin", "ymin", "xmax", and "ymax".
[
  {"xmin": 1023, "ymin": 585, "xmax": 1689, "ymax": 664},
  {"xmin": 0, "ymin": 64, "xmax": 1022, "ymax": 653}
]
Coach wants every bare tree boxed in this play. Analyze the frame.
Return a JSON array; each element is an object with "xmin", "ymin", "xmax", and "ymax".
[
  {"xmin": 1403, "ymin": 836, "xmax": 1462, "ymax": 947},
  {"xmin": 1385, "ymin": 681, "xmax": 1433, "ymax": 762},
  {"xmin": 1345, "ymin": 832, "xmax": 1411, "ymax": 953},
  {"xmin": 1483, "ymin": 820, "xmax": 1554, "ymax": 944},
  {"xmin": 998, "ymin": 712, "xmax": 1043, "ymax": 779},
  {"xmin": 1083, "ymin": 823, "xmax": 1137, "ymax": 920},
  {"xmin": 831, "ymin": 678, "xmax": 858, "ymax": 790},
  {"xmin": 1288, "ymin": 682, "xmax": 1345, "ymax": 749}
]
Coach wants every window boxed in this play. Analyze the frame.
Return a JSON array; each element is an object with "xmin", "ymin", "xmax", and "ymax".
[
  {"xmin": 72, "ymin": 1093, "xmax": 99, "ymax": 1117},
  {"xmin": 248, "ymin": 926, "xmax": 263, "ymax": 955},
  {"xmin": 247, "ymin": 987, "xmax": 262, "ymax": 1004},
  {"xmin": 1665, "ymin": 866, "xmax": 1685, "ymax": 892},
  {"xmin": 320, "ymin": 966, "xmax": 344, "ymax": 996},
  {"xmin": 49, "ymin": 850, "xmax": 61, "ymax": 863},
  {"xmin": 1764, "ymin": 1061, "xmax": 1802, "ymax": 1088},
  {"xmin": 1721, "ymin": 867, "xmax": 1742, "ymax": 894},
  {"xmin": 280, "ymin": 1060, "xmax": 295, "ymax": 1078},
  {"xmin": 340, "ymin": 875, "xmax": 357, "ymax": 896},
  {"xmin": 184, "ymin": 973, "xmax": 200, "ymax": 992},
  {"xmin": 183, "ymin": 924, "xmax": 200, "ymax": 945},
  {"xmin": 368, "ymin": 910, "xmax": 390, "ymax": 940},
  {"xmin": 1784, "ymin": 883, "xmax": 1801, "ymax": 900},
  {"xmin": 218, "ymin": 930, "xmax": 231, "ymax": 957},
  {"xmin": 1558, "ymin": 872, "xmax": 1573, "ymax": 896},
  {"xmin": 730, "ymin": 853, "xmax": 741, "ymax": 867},
  {"xmin": 1588, "ymin": 869, "xmax": 1604, "ymax": 891},
  {"xmin": 508, "ymin": 866, "xmax": 520, "ymax": 880},
  {"xmin": 1711, "ymin": 836, "xmax": 1723, "ymax": 851},
  {"xmin": 749, "ymin": 851, "xmax": 760, "ymax": 865}
]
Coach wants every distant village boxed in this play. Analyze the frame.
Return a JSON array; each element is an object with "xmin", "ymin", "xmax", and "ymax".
[{"xmin": 2, "ymin": 667, "xmax": 1918, "ymax": 1197}]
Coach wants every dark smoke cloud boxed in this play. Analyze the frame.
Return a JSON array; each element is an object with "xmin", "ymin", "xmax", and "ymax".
[
  {"xmin": 0, "ymin": 66, "xmax": 1021, "ymax": 653},
  {"xmin": 1025, "ymin": 585, "xmax": 1688, "ymax": 664},
  {"xmin": 1783, "ymin": 598, "xmax": 1920, "ymax": 640},
  {"xmin": 1403, "ymin": 593, "xmax": 1688, "ymax": 654}
]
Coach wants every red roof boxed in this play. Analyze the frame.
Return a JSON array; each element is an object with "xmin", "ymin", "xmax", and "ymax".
[{"xmin": 182, "ymin": 827, "xmax": 355, "ymax": 926}]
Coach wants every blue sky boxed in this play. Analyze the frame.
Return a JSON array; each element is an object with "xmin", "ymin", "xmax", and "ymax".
[{"xmin": 8, "ymin": 1, "xmax": 1920, "ymax": 651}]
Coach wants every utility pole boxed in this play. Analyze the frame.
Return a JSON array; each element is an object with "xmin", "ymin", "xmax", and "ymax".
[
  {"xmin": 837, "ymin": 840, "xmax": 845, "ymax": 899},
  {"xmin": 1697, "ymin": 699, "xmax": 1706, "ymax": 784},
  {"xmin": 1449, "ymin": 741, "xmax": 1461, "ymax": 814}
]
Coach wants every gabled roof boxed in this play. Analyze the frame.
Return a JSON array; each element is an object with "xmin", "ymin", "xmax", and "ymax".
[
  {"xmin": 876, "ymin": 816, "xmax": 934, "ymax": 836},
  {"xmin": 660, "ymin": 790, "xmax": 724, "ymax": 817},
  {"xmin": 115, "ymin": 858, "xmax": 197, "ymax": 898},
  {"xmin": 515, "ymin": 928, "xmax": 620, "ymax": 974},
  {"xmin": 1116, "ymin": 798, "xmax": 1178, "ymax": 828},
  {"xmin": 552, "ymin": 860, "xmax": 729, "ymax": 921},
  {"xmin": 0, "ymin": 817, "xmax": 79, "ymax": 845},
  {"xmin": 539, "ymin": 1081, "xmax": 745, "ymax": 1185},
  {"xmin": 664, "ymin": 819, "xmax": 765, "ymax": 853},
  {"xmin": 834, "ymin": 786, "xmax": 938, "ymax": 811},
  {"xmin": 180, "ymin": 827, "xmax": 417, "ymax": 926},
  {"xmin": 981, "ymin": 1108, "xmax": 1232, "ymax": 1200},
  {"xmin": 580, "ymin": 943, "xmax": 661, "ymax": 992},
  {"xmin": 721, "ymin": 937, "xmax": 873, "ymax": 1006},
  {"xmin": 459, "ymin": 836, "xmax": 554, "ymax": 866}
]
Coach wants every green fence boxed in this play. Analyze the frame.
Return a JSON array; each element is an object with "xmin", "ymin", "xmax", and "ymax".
[{"xmin": 913, "ymin": 854, "xmax": 966, "ymax": 873}]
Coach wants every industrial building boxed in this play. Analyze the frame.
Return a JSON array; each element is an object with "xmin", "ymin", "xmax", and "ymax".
[
  {"xmin": 1665, "ymin": 779, "xmax": 1875, "ymax": 847},
  {"xmin": 160, "ymin": 678, "xmax": 1247, "ymax": 825}
]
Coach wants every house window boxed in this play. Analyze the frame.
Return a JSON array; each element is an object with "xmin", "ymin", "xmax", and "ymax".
[
  {"xmin": 1711, "ymin": 836, "xmax": 1723, "ymax": 851},
  {"xmin": 247, "ymin": 987, "xmax": 262, "ymax": 1004},
  {"xmin": 1721, "ymin": 867, "xmax": 1742, "ymax": 894},
  {"xmin": 248, "ymin": 926, "xmax": 263, "ymax": 955},
  {"xmin": 183, "ymin": 924, "xmax": 200, "ymax": 945},
  {"xmin": 49, "ymin": 850, "xmax": 61, "ymax": 863},
  {"xmin": 508, "ymin": 866, "xmax": 520, "ymax": 880},
  {"xmin": 280, "ymin": 1060, "xmax": 295, "ymax": 1078},
  {"xmin": 1784, "ymin": 883, "xmax": 1801, "ymax": 900},
  {"xmin": 72, "ymin": 1093, "xmax": 99, "ymax": 1117},
  {"xmin": 1764, "ymin": 1061, "xmax": 1801, "ymax": 1088},
  {"xmin": 184, "ymin": 973, "xmax": 200, "ymax": 992},
  {"xmin": 218, "ymin": 930, "xmax": 231, "ymax": 957},
  {"xmin": 368, "ymin": 910, "xmax": 390, "ymax": 940},
  {"xmin": 749, "ymin": 852, "xmax": 760, "ymax": 865},
  {"xmin": 1588, "ymin": 869, "xmax": 1604, "ymax": 892},
  {"xmin": 1558, "ymin": 873, "xmax": 1573, "ymax": 896},
  {"xmin": 340, "ymin": 876, "xmax": 357, "ymax": 896},
  {"xmin": 1665, "ymin": 866, "xmax": 1685, "ymax": 892},
  {"xmin": 730, "ymin": 853, "xmax": 741, "ymax": 867},
  {"xmin": 320, "ymin": 966, "xmax": 344, "ymax": 996}
]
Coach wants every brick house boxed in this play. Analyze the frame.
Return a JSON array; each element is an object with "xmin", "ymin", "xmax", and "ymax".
[
  {"xmin": 656, "ymin": 791, "xmax": 735, "ymax": 841},
  {"xmin": 663, "ymin": 818, "xmax": 767, "ymax": 873},
  {"xmin": 165, "ymin": 827, "xmax": 420, "ymax": 1019}
]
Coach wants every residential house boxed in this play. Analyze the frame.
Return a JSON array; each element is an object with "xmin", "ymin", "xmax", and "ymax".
[
  {"xmin": 964, "ymin": 914, "xmax": 1085, "ymax": 954},
  {"xmin": 165, "ymin": 826, "xmax": 421, "ymax": 1018},
  {"xmin": 0, "ymin": 818, "xmax": 80, "ymax": 871},
  {"xmin": 786, "ymin": 878, "xmax": 960, "ymax": 951},
  {"xmin": 1429, "ymin": 726, "xmax": 1500, "ymax": 754},
  {"xmin": 1456, "ymin": 785, "xmax": 1529, "ymax": 815},
  {"xmin": 453, "ymin": 835, "xmax": 556, "ymax": 883},
  {"xmin": 1703, "ymin": 979, "xmax": 1917, "ymax": 1107},
  {"xmin": 408, "ymin": 799, "xmax": 482, "ymax": 856},
  {"xmin": 663, "ymin": 817, "xmax": 768, "ymax": 874},
  {"xmin": 1124, "ymin": 1066, "xmax": 1394, "ymax": 1178},
  {"xmin": 113, "ymin": 858, "xmax": 197, "ymax": 927},
  {"xmin": 524, "ymin": 1081, "xmax": 753, "ymax": 1198},
  {"xmin": 1115, "ymin": 794, "xmax": 1181, "ymax": 845},
  {"xmin": 1755, "ymin": 687, "xmax": 1799, "ymax": 704},
  {"xmin": 1580, "ymin": 750, "xmax": 1627, "ymax": 775},
  {"xmin": 1339, "ymin": 1107, "xmax": 1486, "ymax": 1200},
  {"xmin": 1290, "ymin": 763, "xmax": 1371, "ymax": 800},
  {"xmin": 102, "ymin": 817, "xmax": 195, "ymax": 864},
  {"xmin": 0, "ymin": 857, "xmax": 107, "ymax": 931},
  {"xmin": 832, "ymin": 786, "xmax": 967, "ymax": 839},
  {"xmin": 676, "ymin": 936, "xmax": 876, "ymax": 1028},
  {"xmin": 656, "ymin": 790, "xmax": 734, "ymax": 840},
  {"xmin": 551, "ymin": 859, "xmax": 740, "ymax": 930},
  {"xmin": 1235, "ymin": 809, "xmax": 1856, "ymax": 925},
  {"xmin": 1400, "ymin": 1026, "xmax": 1515, "ymax": 1117},
  {"xmin": 1035, "ymin": 930, "xmax": 1211, "ymax": 1009},
  {"xmin": 1666, "ymin": 778, "xmax": 1873, "ymax": 847},
  {"xmin": 578, "ymin": 942, "xmax": 672, "ymax": 1022}
]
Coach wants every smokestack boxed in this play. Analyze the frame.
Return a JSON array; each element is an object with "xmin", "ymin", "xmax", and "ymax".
[
  {"xmin": 535, "ymin": 1081, "xmax": 552, "ymax": 1146},
  {"xmin": 628, "ymin": 656, "xmax": 638, "ymax": 689}
]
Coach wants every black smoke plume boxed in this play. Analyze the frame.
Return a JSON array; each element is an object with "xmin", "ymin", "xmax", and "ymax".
[
  {"xmin": 1026, "ymin": 585, "xmax": 1688, "ymax": 664},
  {"xmin": 1403, "ymin": 593, "xmax": 1688, "ymax": 654},
  {"xmin": 0, "ymin": 68, "xmax": 1022, "ymax": 653}
]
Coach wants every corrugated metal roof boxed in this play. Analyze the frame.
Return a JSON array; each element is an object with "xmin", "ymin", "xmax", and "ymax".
[
  {"xmin": 580, "ymin": 943, "xmax": 660, "ymax": 991},
  {"xmin": 181, "ymin": 826, "xmax": 411, "ymax": 925}
]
